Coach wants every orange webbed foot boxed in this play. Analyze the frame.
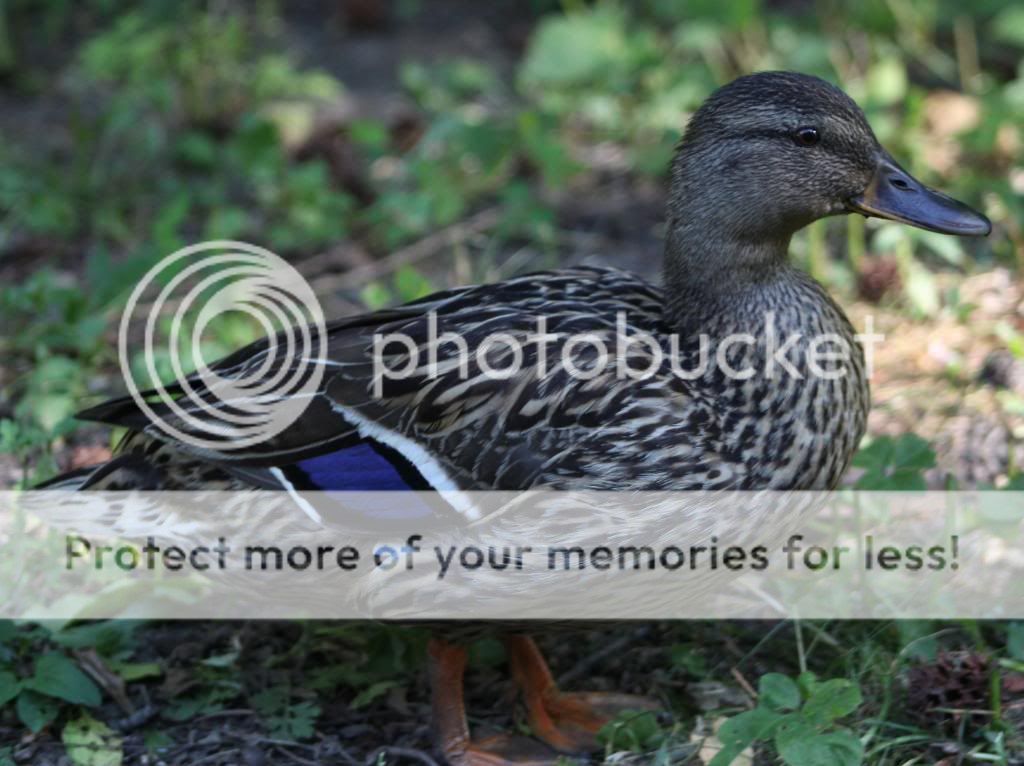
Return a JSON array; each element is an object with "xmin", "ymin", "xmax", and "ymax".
[
  {"xmin": 430, "ymin": 638, "xmax": 574, "ymax": 766},
  {"xmin": 505, "ymin": 636, "xmax": 662, "ymax": 753}
]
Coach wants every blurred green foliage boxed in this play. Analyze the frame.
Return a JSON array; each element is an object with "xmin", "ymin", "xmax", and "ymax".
[
  {"xmin": 709, "ymin": 672, "xmax": 864, "ymax": 766},
  {"xmin": 852, "ymin": 434, "xmax": 937, "ymax": 489}
]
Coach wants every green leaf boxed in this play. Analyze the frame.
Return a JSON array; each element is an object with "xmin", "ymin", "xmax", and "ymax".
[
  {"xmin": 890, "ymin": 434, "xmax": 936, "ymax": 470},
  {"xmin": 0, "ymin": 622, "xmax": 18, "ymax": 643},
  {"xmin": 852, "ymin": 435, "xmax": 934, "ymax": 489},
  {"xmin": 796, "ymin": 671, "xmax": 819, "ymax": 699},
  {"xmin": 818, "ymin": 731, "xmax": 865, "ymax": 766},
  {"xmin": 200, "ymin": 650, "xmax": 239, "ymax": 668},
  {"xmin": 25, "ymin": 654, "xmax": 101, "ymax": 706},
  {"xmin": 992, "ymin": 5, "xmax": 1024, "ymax": 47},
  {"xmin": 802, "ymin": 680, "xmax": 862, "ymax": 725},
  {"xmin": 779, "ymin": 730, "xmax": 864, "ymax": 766},
  {"xmin": 1008, "ymin": 623, "xmax": 1024, "ymax": 661},
  {"xmin": 669, "ymin": 643, "xmax": 706, "ymax": 676},
  {"xmin": 852, "ymin": 471, "xmax": 886, "ymax": 490},
  {"xmin": 360, "ymin": 282, "xmax": 393, "ymax": 311},
  {"xmin": 17, "ymin": 691, "xmax": 59, "ymax": 733},
  {"xmin": 895, "ymin": 621, "xmax": 937, "ymax": 661},
  {"xmin": 706, "ymin": 740, "xmax": 748, "ymax": 766},
  {"xmin": 393, "ymin": 266, "xmax": 433, "ymax": 303},
  {"xmin": 350, "ymin": 680, "xmax": 401, "ymax": 710},
  {"xmin": 161, "ymin": 686, "xmax": 234, "ymax": 721},
  {"xmin": 877, "ymin": 471, "xmax": 927, "ymax": 491},
  {"xmin": 774, "ymin": 715, "xmax": 820, "ymax": 756},
  {"xmin": 251, "ymin": 686, "xmax": 290, "ymax": 717},
  {"xmin": 708, "ymin": 707, "xmax": 782, "ymax": 766},
  {"xmin": 0, "ymin": 672, "xmax": 21, "ymax": 706},
  {"xmin": 262, "ymin": 699, "xmax": 320, "ymax": 741},
  {"xmin": 53, "ymin": 622, "xmax": 139, "ymax": 655},
  {"xmin": 851, "ymin": 438, "xmax": 893, "ymax": 471},
  {"xmin": 62, "ymin": 714, "xmax": 123, "ymax": 766},
  {"xmin": 519, "ymin": 8, "xmax": 630, "ymax": 89},
  {"xmin": 204, "ymin": 207, "xmax": 252, "ymax": 240},
  {"xmin": 175, "ymin": 131, "xmax": 218, "ymax": 168},
  {"xmin": 110, "ymin": 662, "xmax": 162, "ymax": 682},
  {"xmin": 759, "ymin": 673, "xmax": 801, "ymax": 712},
  {"xmin": 865, "ymin": 57, "xmax": 906, "ymax": 106},
  {"xmin": 517, "ymin": 111, "xmax": 580, "ymax": 188},
  {"xmin": 919, "ymin": 231, "xmax": 964, "ymax": 266},
  {"xmin": 904, "ymin": 260, "xmax": 939, "ymax": 318},
  {"xmin": 142, "ymin": 730, "xmax": 174, "ymax": 753},
  {"xmin": 597, "ymin": 710, "xmax": 664, "ymax": 751}
]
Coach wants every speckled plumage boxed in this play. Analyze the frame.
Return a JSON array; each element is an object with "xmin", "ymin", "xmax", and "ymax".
[
  {"xmin": 42, "ymin": 70, "xmax": 992, "ymax": 766},
  {"xmin": 71, "ymin": 75, "xmax": 880, "ymax": 497},
  {"xmin": 69, "ymin": 261, "xmax": 866, "ymax": 495}
]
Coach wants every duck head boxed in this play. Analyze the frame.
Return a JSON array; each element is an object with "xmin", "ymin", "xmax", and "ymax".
[{"xmin": 666, "ymin": 71, "xmax": 990, "ymax": 282}]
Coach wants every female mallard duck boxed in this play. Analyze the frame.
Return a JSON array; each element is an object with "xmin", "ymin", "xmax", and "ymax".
[{"xmin": 49, "ymin": 72, "xmax": 989, "ymax": 765}]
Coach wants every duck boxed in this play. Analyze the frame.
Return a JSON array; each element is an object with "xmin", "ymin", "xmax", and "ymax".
[{"xmin": 43, "ymin": 72, "xmax": 990, "ymax": 765}]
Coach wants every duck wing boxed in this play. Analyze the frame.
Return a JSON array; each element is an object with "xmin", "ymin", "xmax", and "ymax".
[{"xmin": 78, "ymin": 267, "xmax": 734, "ymax": 492}]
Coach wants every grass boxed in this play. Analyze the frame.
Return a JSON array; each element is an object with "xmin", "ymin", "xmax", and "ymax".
[
  {"xmin": 0, "ymin": 619, "xmax": 1021, "ymax": 763},
  {"xmin": 0, "ymin": 0, "xmax": 1022, "ymax": 763}
]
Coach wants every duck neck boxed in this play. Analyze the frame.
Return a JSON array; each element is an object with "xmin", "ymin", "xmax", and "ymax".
[{"xmin": 662, "ymin": 225, "xmax": 793, "ymax": 337}]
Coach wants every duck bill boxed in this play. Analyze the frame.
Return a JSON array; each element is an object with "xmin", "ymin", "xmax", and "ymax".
[{"xmin": 847, "ymin": 154, "xmax": 991, "ymax": 236}]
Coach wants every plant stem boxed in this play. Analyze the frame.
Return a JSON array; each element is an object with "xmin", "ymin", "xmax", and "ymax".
[
  {"xmin": 808, "ymin": 219, "xmax": 828, "ymax": 284},
  {"xmin": 847, "ymin": 215, "xmax": 865, "ymax": 273}
]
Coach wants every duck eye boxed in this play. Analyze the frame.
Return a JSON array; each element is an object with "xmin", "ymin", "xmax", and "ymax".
[{"xmin": 794, "ymin": 126, "xmax": 820, "ymax": 147}]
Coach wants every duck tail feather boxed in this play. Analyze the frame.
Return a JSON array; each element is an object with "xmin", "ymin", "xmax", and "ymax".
[{"xmin": 76, "ymin": 394, "xmax": 156, "ymax": 430}]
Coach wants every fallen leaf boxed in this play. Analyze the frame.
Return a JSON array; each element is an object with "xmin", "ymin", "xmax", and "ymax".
[{"xmin": 62, "ymin": 714, "xmax": 123, "ymax": 766}]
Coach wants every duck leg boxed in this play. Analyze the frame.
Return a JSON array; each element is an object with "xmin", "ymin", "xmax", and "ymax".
[
  {"xmin": 428, "ymin": 638, "xmax": 561, "ymax": 766},
  {"xmin": 504, "ymin": 635, "xmax": 661, "ymax": 753}
]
